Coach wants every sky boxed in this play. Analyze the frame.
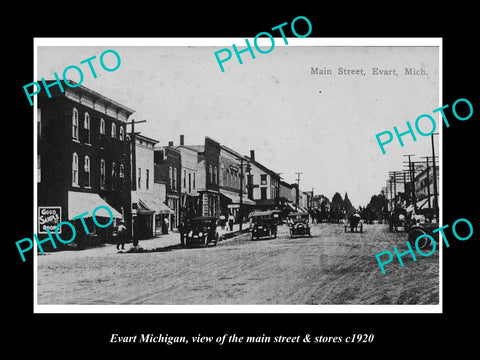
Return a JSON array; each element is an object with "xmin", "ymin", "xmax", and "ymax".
[{"xmin": 36, "ymin": 39, "xmax": 440, "ymax": 207}]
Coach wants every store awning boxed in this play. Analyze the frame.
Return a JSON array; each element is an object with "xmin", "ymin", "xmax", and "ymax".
[
  {"xmin": 140, "ymin": 197, "xmax": 174, "ymax": 215},
  {"xmin": 132, "ymin": 192, "xmax": 174, "ymax": 215},
  {"xmin": 137, "ymin": 199, "xmax": 155, "ymax": 214},
  {"xmin": 255, "ymin": 199, "xmax": 276, "ymax": 207},
  {"xmin": 68, "ymin": 191, "xmax": 123, "ymax": 219},
  {"xmin": 220, "ymin": 190, "xmax": 256, "ymax": 206}
]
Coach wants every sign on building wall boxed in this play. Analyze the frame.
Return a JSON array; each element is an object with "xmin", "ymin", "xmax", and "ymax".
[{"xmin": 38, "ymin": 206, "xmax": 62, "ymax": 234}]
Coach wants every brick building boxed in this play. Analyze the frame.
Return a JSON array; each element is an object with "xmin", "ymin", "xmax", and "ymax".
[{"xmin": 37, "ymin": 82, "xmax": 134, "ymax": 245}]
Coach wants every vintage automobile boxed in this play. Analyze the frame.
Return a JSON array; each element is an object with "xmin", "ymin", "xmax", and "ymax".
[
  {"xmin": 183, "ymin": 216, "xmax": 219, "ymax": 247},
  {"xmin": 406, "ymin": 221, "xmax": 439, "ymax": 250},
  {"xmin": 344, "ymin": 213, "xmax": 363, "ymax": 233},
  {"xmin": 249, "ymin": 211, "xmax": 278, "ymax": 240},
  {"xmin": 288, "ymin": 212, "xmax": 311, "ymax": 238}
]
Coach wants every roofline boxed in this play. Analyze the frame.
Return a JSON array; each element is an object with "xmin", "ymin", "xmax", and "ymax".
[
  {"xmin": 136, "ymin": 133, "xmax": 159, "ymax": 144},
  {"xmin": 42, "ymin": 80, "xmax": 135, "ymax": 115}
]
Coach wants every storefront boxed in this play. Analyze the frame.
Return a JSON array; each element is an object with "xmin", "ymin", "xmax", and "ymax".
[
  {"xmin": 67, "ymin": 191, "xmax": 123, "ymax": 245},
  {"xmin": 219, "ymin": 189, "xmax": 256, "ymax": 222}
]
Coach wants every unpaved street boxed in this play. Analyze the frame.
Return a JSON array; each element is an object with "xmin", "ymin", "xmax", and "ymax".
[{"xmin": 37, "ymin": 223, "xmax": 439, "ymax": 305}]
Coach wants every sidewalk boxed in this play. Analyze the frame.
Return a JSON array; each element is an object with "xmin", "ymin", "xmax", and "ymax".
[{"xmin": 124, "ymin": 221, "xmax": 251, "ymax": 251}]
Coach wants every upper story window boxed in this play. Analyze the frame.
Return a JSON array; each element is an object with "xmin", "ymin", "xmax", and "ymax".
[
  {"xmin": 260, "ymin": 174, "xmax": 267, "ymax": 185},
  {"xmin": 100, "ymin": 159, "xmax": 106, "ymax": 189},
  {"xmin": 111, "ymin": 122, "xmax": 117, "ymax": 138},
  {"xmin": 72, "ymin": 152, "xmax": 79, "ymax": 186},
  {"xmin": 169, "ymin": 166, "xmax": 173, "ymax": 189},
  {"xmin": 146, "ymin": 169, "xmax": 150, "ymax": 190},
  {"xmin": 137, "ymin": 167, "xmax": 141, "ymax": 189},
  {"xmin": 37, "ymin": 108, "xmax": 41, "ymax": 139},
  {"xmin": 84, "ymin": 155, "xmax": 91, "ymax": 187},
  {"xmin": 193, "ymin": 173, "xmax": 196, "ymax": 189},
  {"xmin": 84, "ymin": 113, "xmax": 91, "ymax": 144},
  {"xmin": 173, "ymin": 167, "xmax": 177, "ymax": 190},
  {"xmin": 209, "ymin": 165, "xmax": 213, "ymax": 185},
  {"xmin": 119, "ymin": 126, "xmax": 125, "ymax": 141},
  {"xmin": 111, "ymin": 162, "xmax": 117, "ymax": 189},
  {"xmin": 72, "ymin": 108, "xmax": 79, "ymax": 140},
  {"xmin": 100, "ymin": 118, "xmax": 105, "ymax": 135}
]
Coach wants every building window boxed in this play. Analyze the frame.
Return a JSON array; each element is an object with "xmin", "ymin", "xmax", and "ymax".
[
  {"xmin": 111, "ymin": 122, "xmax": 117, "ymax": 138},
  {"xmin": 84, "ymin": 112, "xmax": 90, "ymax": 144},
  {"xmin": 37, "ymin": 153, "xmax": 41, "ymax": 183},
  {"xmin": 84, "ymin": 155, "xmax": 91, "ymax": 187},
  {"xmin": 261, "ymin": 187, "xmax": 267, "ymax": 200},
  {"xmin": 119, "ymin": 163, "xmax": 125, "ymax": 188},
  {"xmin": 72, "ymin": 108, "xmax": 79, "ymax": 140},
  {"xmin": 188, "ymin": 173, "xmax": 191, "ymax": 193},
  {"xmin": 209, "ymin": 165, "xmax": 213, "ymax": 185},
  {"xmin": 100, "ymin": 118, "xmax": 105, "ymax": 135},
  {"xmin": 260, "ymin": 174, "xmax": 267, "ymax": 185},
  {"xmin": 137, "ymin": 167, "xmax": 141, "ymax": 189},
  {"xmin": 173, "ymin": 167, "xmax": 177, "ymax": 191},
  {"xmin": 111, "ymin": 162, "xmax": 117, "ymax": 189},
  {"xmin": 193, "ymin": 172, "xmax": 196, "ymax": 189},
  {"xmin": 37, "ymin": 108, "xmax": 41, "ymax": 139},
  {"xmin": 146, "ymin": 169, "xmax": 150, "ymax": 190},
  {"xmin": 119, "ymin": 126, "xmax": 124, "ymax": 141},
  {"xmin": 214, "ymin": 166, "xmax": 218, "ymax": 185},
  {"xmin": 100, "ymin": 159, "xmax": 106, "ymax": 189},
  {"xmin": 169, "ymin": 166, "xmax": 173, "ymax": 189},
  {"xmin": 72, "ymin": 152, "xmax": 79, "ymax": 186}
]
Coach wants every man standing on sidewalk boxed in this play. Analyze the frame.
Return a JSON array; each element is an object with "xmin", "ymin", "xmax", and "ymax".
[{"xmin": 116, "ymin": 221, "xmax": 127, "ymax": 250}]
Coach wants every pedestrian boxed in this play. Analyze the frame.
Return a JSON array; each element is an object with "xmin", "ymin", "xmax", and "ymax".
[
  {"xmin": 116, "ymin": 221, "xmax": 127, "ymax": 250},
  {"xmin": 228, "ymin": 213, "xmax": 235, "ymax": 232}
]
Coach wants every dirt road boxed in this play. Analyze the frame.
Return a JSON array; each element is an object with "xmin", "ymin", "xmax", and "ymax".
[{"xmin": 37, "ymin": 223, "xmax": 439, "ymax": 305}]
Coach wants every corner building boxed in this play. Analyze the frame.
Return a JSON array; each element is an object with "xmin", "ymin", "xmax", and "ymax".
[{"xmin": 37, "ymin": 82, "xmax": 134, "ymax": 246}]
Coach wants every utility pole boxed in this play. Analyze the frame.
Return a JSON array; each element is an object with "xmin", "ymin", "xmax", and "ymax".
[
  {"xmin": 421, "ymin": 156, "xmax": 432, "ymax": 215},
  {"xmin": 431, "ymin": 133, "xmax": 439, "ymax": 222},
  {"xmin": 295, "ymin": 172, "xmax": 302, "ymax": 210},
  {"xmin": 403, "ymin": 154, "xmax": 416, "ymax": 212},
  {"xmin": 126, "ymin": 119, "xmax": 147, "ymax": 191},
  {"xmin": 239, "ymin": 157, "xmax": 244, "ymax": 231}
]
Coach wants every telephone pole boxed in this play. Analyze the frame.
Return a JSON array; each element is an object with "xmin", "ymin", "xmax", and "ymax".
[
  {"xmin": 126, "ymin": 118, "xmax": 147, "ymax": 191},
  {"xmin": 403, "ymin": 154, "xmax": 416, "ymax": 212},
  {"xmin": 295, "ymin": 172, "xmax": 302, "ymax": 210}
]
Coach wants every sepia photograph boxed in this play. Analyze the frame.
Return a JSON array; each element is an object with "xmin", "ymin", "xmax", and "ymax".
[{"xmin": 33, "ymin": 38, "xmax": 441, "ymax": 312}]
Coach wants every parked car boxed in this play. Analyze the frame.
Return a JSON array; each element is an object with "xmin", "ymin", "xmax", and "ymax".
[
  {"xmin": 183, "ymin": 216, "xmax": 219, "ymax": 247},
  {"xmin": 249, "ymin": 211, "xmax": 278, "ymax": 240},
  {"xmin": 288, "ymin": 212, "xmax": 311, "ymax": 238}
]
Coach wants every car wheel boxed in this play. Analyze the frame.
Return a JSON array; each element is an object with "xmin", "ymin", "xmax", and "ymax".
[
  {"xmin": 204, "ymin": 236, "xmax": 209, "ymax": 247},
  {"xmin": 408, "ymin": 228, "xmax": 428, "ymax": 249}
]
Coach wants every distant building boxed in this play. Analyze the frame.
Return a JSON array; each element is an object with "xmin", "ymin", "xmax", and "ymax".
[
  {"xmin": 154, "ymin": 143, "xmax": 181, "ymax": 230},
  {"xmin": 176, "ymin": 135, "xmax": 201, "ymax": 219},
  {"xmin": 246, "ymin": 150, "xmax": 280, "ymax": 210},
  {"xmin": 218, "ymin": 145, "xmax": 255, "ymax": 220},
  {"xmin": 130, "ymin": 133, "xmax": 173, "ymax": 239},
  {"xmin": 37, "ymin": 82, "xmax": 133, "ymax": 244}
]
